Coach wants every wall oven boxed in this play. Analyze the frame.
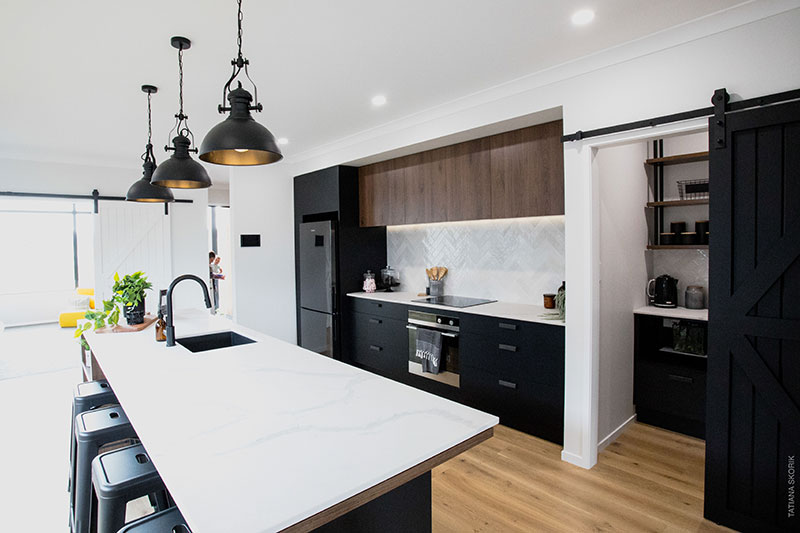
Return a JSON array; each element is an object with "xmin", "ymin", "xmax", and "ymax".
[{"xmin": 407, "ymin": 310, "xmax": 460, "ymax": 388}]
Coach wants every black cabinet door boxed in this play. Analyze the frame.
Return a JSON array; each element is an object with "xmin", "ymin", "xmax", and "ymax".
[
  {"xmin": 461, "ymin": 366, "xmax": 563, "ymax": 445},
  {"xmin": 706, "ymin": 98, "xmax": 800, "ymax": 532},
  {"xmin": 460, "ymin": 330, "xmax": 564, "ymax": 387},
  {"xmin": 346, "ymin": 312, "xmax": 407, "ymax": 380}
]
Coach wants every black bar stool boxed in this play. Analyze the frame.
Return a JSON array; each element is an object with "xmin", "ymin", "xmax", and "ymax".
[
  {"xmin": 90, "ymin": 444, "xmax": 170, "ymax": 533},
  {"xmin": 70, "ymin": 381, "xmax": 117, "ymax": 512},
  {"xmin": 72, "ymin": 405, "xmax": 138, "ymax": 533},
  {"xmin": 116, "ymin": 508, "xmax": 191, "ymax": 533}
]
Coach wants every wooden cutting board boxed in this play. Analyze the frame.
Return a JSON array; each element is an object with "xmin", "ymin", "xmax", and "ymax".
[{"xmin": 95, "ymin": 314, "xmax": 158, "ymax": 334}]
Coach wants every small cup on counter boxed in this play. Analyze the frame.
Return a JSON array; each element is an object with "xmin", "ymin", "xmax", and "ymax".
[{"xmin": 543, "ymin": 293, "xmax": 556, "ymax": 309}]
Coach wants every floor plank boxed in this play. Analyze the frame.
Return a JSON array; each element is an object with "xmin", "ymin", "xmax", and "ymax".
[{"xmin": 432, "ymin": 423, "xmax": 735, "ymax": 533}]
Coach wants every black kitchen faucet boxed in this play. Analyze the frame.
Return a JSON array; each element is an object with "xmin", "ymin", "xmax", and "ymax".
[{"xmin": 165, "ymin": 274, "xmax": 212, "ymax": 347}]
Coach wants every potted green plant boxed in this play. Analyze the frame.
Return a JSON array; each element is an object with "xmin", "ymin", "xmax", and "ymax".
[
  {"xmin": 74, "ymin": 271, "xmax": 153, "ymax": 345},
  {"xmin": 112, "ymin": 271, "xmax": 152, "ymax": 325}
]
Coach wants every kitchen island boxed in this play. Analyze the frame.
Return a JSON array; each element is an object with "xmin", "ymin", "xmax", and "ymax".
[{"xmin": 83, "ymin": 309, "xmax": 497, "ymax": 532}]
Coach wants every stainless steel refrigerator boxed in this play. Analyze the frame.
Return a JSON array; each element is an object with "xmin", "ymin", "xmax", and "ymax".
[{"xmin": 298, "ymin": 220, "xmax": 336, "ymax": 357}]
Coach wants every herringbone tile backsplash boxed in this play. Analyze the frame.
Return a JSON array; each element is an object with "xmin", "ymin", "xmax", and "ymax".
[
  {"xmin": 651, "ymin": 249, "xmax": 709, "ymax": 307},
  {"xmin": 387, "ymin": 216, "xmax": 565, "ymax": 304}
]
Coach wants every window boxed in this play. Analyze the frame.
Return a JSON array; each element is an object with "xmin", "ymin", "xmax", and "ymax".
[{"xmin": 0, "ymin": 198, "xmax": 94, "ymax": 325}]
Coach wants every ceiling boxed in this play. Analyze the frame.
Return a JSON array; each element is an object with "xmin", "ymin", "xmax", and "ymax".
[{"xmin": 0, "ymin": 0, "xmax": 744, "ymax": 175}]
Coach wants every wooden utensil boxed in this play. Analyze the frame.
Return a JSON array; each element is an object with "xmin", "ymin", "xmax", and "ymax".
[
  {"xmin": 440, "ymin": 267, "xmax": 448, "ymax": 279},
  {"xmin": 426, "ymin": 268, "xmax": 432, "ymax": 280},
  {"xmin": 432, "ymin": 266, "xmax": 440, "ymax": 280}
]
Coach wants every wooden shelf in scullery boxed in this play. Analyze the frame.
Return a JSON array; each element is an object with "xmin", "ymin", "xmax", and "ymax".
[{"xmin": 646, "ymin": 140, "xmax": 709, "ymax": 249}]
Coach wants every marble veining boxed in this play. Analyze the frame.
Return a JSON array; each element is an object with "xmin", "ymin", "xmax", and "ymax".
[
  {"xmin": 86, "ymin": 310, "xmax": 497, "ymax": 533},
  {"xmin": 387, "ymin": 216, "xmax": 565, "ymax": 304}
]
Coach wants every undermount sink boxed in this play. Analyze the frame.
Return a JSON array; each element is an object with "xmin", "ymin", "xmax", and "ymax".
[{"xmin": 176, "ymin": 331, "xmax": 256, "ymax": 353}]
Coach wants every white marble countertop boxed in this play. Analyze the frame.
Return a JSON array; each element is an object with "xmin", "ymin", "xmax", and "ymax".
[
  {"xmin": 86, "ymin": 309, "xmax": 497, "ymax": 533},
  {"xmin": 633, "ymin": 305, "xmax": 708, "ymax": 321},
  {"xmin": 348, "ymin": 291, "xmax": 565, "ymax": 326}
]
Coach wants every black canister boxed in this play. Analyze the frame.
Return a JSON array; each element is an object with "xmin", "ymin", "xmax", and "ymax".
[
  {"xmin": 695, "ymin": 220, "xmax": 709, "ymax": 244},
  {"xmin": 670, "ymin": 221, "xmax": 686, "ymax": 234},
  {"xmin": 660, "ymin": 232, "xmax": 675, "ymax": 245},
  {"xmin": 680, "ymin": 232, "xmax": 698, "ymax": 245}
]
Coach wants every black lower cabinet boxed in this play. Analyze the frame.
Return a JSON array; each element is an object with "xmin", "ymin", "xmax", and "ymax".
[
  {"xmin": 460, "ymin": 367, "xmax": 564, "ymax": 444},
  {"xmin": 348, "ymin": 312, "xmax": 407, "ymax": 381},
  {"xmin": 460, "ymin": 328, "xmax": 564, "ymax": 445},
  {"xmin": 341, "ymin": 298, "xmax": 565, "ymax": 444},
  {"xmin": 634, "ymin": 314, "xmax": 706, "ymax": 439}
]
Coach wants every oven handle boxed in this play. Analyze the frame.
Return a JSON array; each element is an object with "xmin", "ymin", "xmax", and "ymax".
[{"xmin": 406, "ymin": 324, "xmax": 458, "ymax": 338}]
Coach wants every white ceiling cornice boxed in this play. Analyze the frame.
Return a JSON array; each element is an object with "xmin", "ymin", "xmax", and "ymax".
[{"xmin": 288, "ymin": 0, "xmax": 800, "ymax": 175}]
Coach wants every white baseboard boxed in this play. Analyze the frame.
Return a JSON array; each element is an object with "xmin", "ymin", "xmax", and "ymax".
[
  {"xmin": 561, "ymin": 449, "xmax": 593, "ymax": 469},
  {"xmin": 597, "ymin": 413, "xmax": 637, "ymax": 452}
]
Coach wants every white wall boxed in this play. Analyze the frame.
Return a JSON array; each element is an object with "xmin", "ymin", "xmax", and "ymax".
[
  {"xmin": 231, "ymin": 4, "xmax": 800, "ymax": 467},
  {"xmin": 0, "ymin": 157, "xmax": 209, "ymax": 318},
  {"xmin": 167, "ymin": 189, "xmax": 210, "ymax": 311},
  {"xmin": 229, "ymin": 165, "xmax": 296, "ymax": 343},
  {"xmin": 595, "ymin": 142, "xmax": 650, "ymax": 448}
]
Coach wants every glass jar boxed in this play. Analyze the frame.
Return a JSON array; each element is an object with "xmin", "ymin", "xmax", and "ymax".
[
  {"xmin": 362, "ymin": 271, "xmax": 376, "ymax": 293},
  {"xmin": 685, "ymin": 285, "xmax": 705, "ymax": 309}
]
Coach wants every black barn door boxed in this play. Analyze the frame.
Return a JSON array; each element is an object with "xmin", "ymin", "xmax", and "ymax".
[{"xmin": 706, "ymin": 98, "xmax": 800, "ymax": 531}]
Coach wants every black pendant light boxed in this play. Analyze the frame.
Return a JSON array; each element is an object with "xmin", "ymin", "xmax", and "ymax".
[
  {"xmin": 151, "ymin": 37, "xmax": 212, "ymax": 189},
  {"xmin": 127, "ymin": 86, "xmax": 175, "ymax": 203},
  {"xmin": 199, "ymin": 0, "xmax": 283, "ymax": 166}
]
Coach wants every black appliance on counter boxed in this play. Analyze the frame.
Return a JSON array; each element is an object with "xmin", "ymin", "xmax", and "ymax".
[
  {"xmin": 294, "ymin": 166, "xmax": 386, "ymax": 359},
  {"xmin": 647, "ymin": 274, "xmax": 679, "ymax": 308}
]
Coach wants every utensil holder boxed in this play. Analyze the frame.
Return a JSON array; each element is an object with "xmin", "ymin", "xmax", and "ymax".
[{"xmin": 429, "ymin": 280, "xmax": 444, "ymax": 297}]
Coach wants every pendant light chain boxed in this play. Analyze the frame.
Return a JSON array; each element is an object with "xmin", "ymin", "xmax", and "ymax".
[
  {"xmin": 237, "ymin": 0, "xmax": 244, "ymax": 62},
  {"xmin": 147, "ymin": 91, "xmax": 153, "ymax": 146},
  {"xmin": 142, "ymin": 90, "xmax": 156, "ymax": 164},
  {"xmin": 178, "ymin": 46, "xmax": 185, "ymax": 120}
]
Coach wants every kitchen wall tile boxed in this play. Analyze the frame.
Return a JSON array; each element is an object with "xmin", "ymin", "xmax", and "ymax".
[
  {"xmin": 387, "ymin": 216, "xmax": 564, "ymax": 304},
  {"xmin": 650, "ymin": 249, "xmax": 709, "ymax": 307}
]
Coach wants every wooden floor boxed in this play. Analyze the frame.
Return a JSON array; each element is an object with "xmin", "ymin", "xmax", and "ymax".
[{"xmin": 432, "ymin": 423, "xmax": 736, "ymax": 533}]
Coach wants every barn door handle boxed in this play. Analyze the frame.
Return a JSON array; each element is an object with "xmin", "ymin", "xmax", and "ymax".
[{"xmin": 668, "ymin": 374, "xmax": 693, "ymax": 384}]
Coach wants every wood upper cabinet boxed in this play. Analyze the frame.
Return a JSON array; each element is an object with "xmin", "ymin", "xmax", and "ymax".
[
  {"xmin": 490, "ymin": 121, "xmax": 564, "ymax": 219},
  {"xmin": 358, "ymin": 120, "xmax": 563, "ymax": 226}
]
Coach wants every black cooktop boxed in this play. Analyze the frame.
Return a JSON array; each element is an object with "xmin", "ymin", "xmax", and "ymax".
[{"xmin": 411, "ymin": 295, "xmax": 496, "ymax": 308}]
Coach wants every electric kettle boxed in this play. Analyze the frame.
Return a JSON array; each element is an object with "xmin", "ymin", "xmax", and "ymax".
[{"xmin": 647, "ymin": 275, "xmax": 679, "ymax": 308}]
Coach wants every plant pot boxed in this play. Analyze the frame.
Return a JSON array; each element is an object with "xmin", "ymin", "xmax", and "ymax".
[{"xmin": 124, "ymin": 299, "xmax": 145, "ymax": 325}]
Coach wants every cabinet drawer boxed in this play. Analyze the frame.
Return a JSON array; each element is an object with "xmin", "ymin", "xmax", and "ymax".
[
  {"xmin": 460, "ymin": 332, "xmax": 564, "ymax": 387},
  {"xmin": 461, "ymin": 367, "xmax": 563, "ymax": 444},
  {"xmin": 349, "ymin": 297, "xmax": 407, "ymax": 320},
  {"xmin": 351, "ymin": 336, "xmax": 405, "ymax": 377},
  {"xmin": 351, "ymin": 312, "xmax": 403, "ymax": 343},
  {"xmin": 460, "ymin": 314, "xmax": 525, "ymax": 342},
  {"xmin": 634, "ymin": 357, "xmax": 705, "ymax": 421}
]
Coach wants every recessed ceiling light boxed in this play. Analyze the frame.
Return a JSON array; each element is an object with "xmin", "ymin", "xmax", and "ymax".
[
  {"xmin": 571, "ymin": 8, "xmax": 595, "ymax": 26},
  {"xmin": 371, "ymin": 94, "xmax": 387, "ymax": 107},
  {"xmin": 276, "ymin": 137, "xmax": 289, "ymax": 146}
]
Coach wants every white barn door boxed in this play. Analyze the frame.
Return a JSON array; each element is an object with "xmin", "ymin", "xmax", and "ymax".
[{"xmin": 93, "ymin": 201, "xmax": 172, "ymax": 314}]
